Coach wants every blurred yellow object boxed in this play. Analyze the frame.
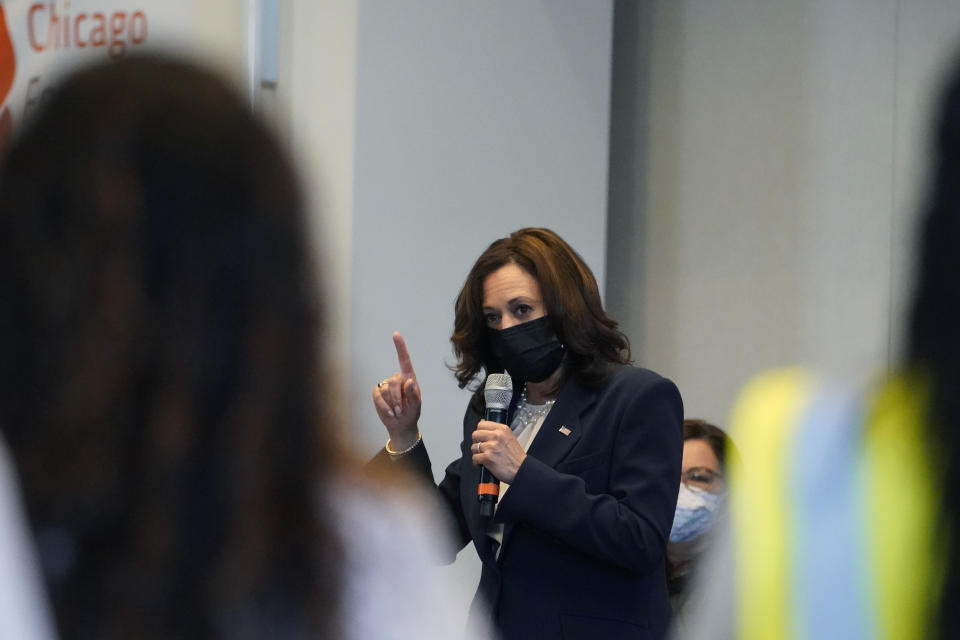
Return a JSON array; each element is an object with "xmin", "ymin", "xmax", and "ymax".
[{"xmin": 724, "ymin": 369, "xmax": 940, "ymax": 639}]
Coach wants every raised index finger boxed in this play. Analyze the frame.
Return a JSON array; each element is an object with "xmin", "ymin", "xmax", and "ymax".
[{"xmin": 393, "ymin": 332, "xmax": 416, "ymax": 378}]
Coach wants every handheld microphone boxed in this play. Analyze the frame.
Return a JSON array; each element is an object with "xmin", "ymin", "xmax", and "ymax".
[{"xmin": 478, "ymin": 373, "xmax": 512, "ymax": 517}]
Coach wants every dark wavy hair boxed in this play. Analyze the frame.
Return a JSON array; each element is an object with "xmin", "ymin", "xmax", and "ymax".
[
  {"xmin": 908, "ymin": 52, "xmax": 960, "ymax": 639},
  {"xmin": 0, "ymin": 57, "xmax": 341, "ymax": 638},
  {"xmin": 451, "ymin": 228, "xmax": 630, "ymax": 404}
]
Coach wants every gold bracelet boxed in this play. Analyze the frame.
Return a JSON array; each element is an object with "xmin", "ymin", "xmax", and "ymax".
[{"xmin": 385, "ymin": 432, "xmax": 422, "ymax": 457}]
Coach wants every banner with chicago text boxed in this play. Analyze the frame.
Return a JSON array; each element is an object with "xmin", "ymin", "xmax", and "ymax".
[{"xmin": 0, "ymin": 0, "xmax": 223, "ymax": 149}]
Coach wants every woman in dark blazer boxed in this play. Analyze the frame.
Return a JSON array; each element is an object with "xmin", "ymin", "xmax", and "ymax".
[{"xmin": 372, "ymin": 228, "xmax": 683, "ymax": 639}]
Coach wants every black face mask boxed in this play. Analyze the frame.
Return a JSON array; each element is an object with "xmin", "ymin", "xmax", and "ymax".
[{"xmin": 488, "ymin": 315, "xmax": 565, "ymax": 383}]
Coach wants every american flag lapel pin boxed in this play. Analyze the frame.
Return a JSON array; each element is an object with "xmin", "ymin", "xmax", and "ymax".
[{"xmin": 558, "ymin": 426, "xmax": 571, "ymax": 436}]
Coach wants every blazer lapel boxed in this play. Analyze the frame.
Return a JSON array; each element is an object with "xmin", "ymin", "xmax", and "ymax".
[
  {"xmin": 495, "ymin": 378, "xmax": 597, "ymax": 554},
  {"xmin": 525, "ymin": 377, "xmax": 596, "ymax": 467}
]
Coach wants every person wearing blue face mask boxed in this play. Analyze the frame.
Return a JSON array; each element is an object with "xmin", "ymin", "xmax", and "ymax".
[
  {"xmin": 671, "ymin": 475, "xmax": 724, "ymax": 543},
  {"xmin": 370, "ymin": 228, "xmax": 684, "ymax": 640},
  {"xmin": 666, "ymin": 420, "xmax": 736, "ymax": 614}
]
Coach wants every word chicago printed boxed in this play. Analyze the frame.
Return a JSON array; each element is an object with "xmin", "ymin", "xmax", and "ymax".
[{"xmin": 27, "ymin": 3, "xmax": 147, "ymax": 59}]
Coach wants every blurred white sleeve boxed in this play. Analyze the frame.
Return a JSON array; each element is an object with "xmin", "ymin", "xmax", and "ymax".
[
  {"xmin": 333, "ymin": 481, "xmax": 492, "ymax": 640},
  {"xmin": 0, "ymin": 440, "xmax": 56, "ymax": 639}
]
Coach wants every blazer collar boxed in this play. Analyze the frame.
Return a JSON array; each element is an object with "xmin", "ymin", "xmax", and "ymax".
[{"xmin": 524, "ymin": 375, "xmax": 597, "ymax": 470}]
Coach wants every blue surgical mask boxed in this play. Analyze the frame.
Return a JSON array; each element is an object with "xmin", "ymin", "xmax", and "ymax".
[{"xmin": 669, "ymin": 483, "xmax": 724, "ymax": 542}]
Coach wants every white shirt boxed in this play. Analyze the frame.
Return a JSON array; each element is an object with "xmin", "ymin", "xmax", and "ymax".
[{"xmin": 334, "ymin": 480, "xmax": 491, "ymax": 640}]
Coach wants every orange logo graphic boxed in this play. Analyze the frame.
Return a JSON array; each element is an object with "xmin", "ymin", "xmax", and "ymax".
[{"xmin": 0, "ymin": 4, "xmax": 16, "ymax": 150}]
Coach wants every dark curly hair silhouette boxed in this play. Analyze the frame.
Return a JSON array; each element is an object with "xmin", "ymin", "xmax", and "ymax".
[
  {"xmin": 908, "ymin": 52, "xmax": 960, "ymax": 639},
  {"xmin": 0, "ymin": 56, "xmax": 342, "ymax": 639}
]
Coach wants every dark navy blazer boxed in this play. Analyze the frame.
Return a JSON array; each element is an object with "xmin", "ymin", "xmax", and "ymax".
[{"xmin": 378, "ymin": 365, "xmax": 683, "ymax": 640}]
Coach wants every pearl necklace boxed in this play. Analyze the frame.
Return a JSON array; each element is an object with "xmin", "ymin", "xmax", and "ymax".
[{"xmin": 514, "ymin": 386, "xmax": 556, "ymax": 435}]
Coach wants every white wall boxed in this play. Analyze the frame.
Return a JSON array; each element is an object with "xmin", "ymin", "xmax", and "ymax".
[
  {"xmin": 611, "ymin": 0, "xmax": 960, "ymax": 426},
  {"xmin": 179, "ymin": 1, "xmax": 249, "ymax": 86},
  {"xmin": 272, "ymin": 0, "xmax": 359, "ymax": 377}
]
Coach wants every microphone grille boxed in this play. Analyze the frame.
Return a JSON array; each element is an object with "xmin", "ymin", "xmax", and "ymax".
[{"xmin": 484, "ymin": 373, "xmax": 513, "ymax": 410}]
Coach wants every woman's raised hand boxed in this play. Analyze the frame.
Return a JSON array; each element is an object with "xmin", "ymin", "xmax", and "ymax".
[{"xmin": 372, "ymin": 332, "xmax": 422, "ymax": 449}]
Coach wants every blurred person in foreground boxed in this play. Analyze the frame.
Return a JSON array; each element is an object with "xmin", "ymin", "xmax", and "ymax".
[
  {"xmin": 667, "ymin": 419, "xmax": 736, "ymax": 615},
  {"xmin": 678, "ymin": 53, "xmax": 960, "ymax": 640},
  {"xmin": 0, "ymin": 56, "xmax": 481, "ymax": 640},
  {"xmin": 370, "ymin": 228, "xmax": 684, "ymax": 639}
]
